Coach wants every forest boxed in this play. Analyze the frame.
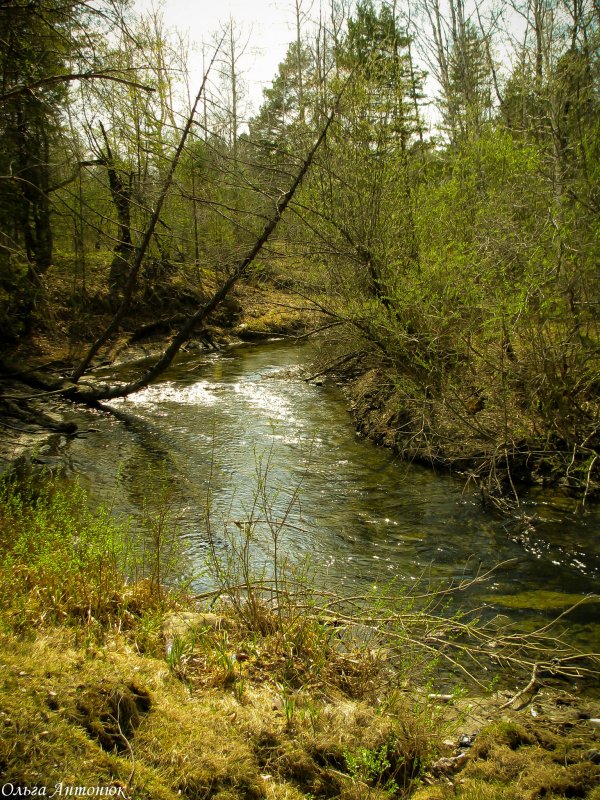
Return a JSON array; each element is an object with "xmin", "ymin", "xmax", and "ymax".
[
  {"xmin": 0, "ymin": 0, "xmax": 599, "ymax": 507},
  {"xmin": 1, "ymin": 2, "xmax": 600, "ymax": 795}
]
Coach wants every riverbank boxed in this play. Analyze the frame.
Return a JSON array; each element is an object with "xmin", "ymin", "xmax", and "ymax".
[
  {"xmin": 1, "ymin": 476, "xmax": 599, "ymax": 800},
  {"xmin": 0, "ymin": 273, "xmax": 319, "ymax": 477},
  {"xmin": 2, "ymin": 256, "xmax": 598, "ymax": 513},
  {"xmin": 333, "ymin": 362, "xmax": 600, "ymax": 515},
  {"xmin": 3, "ymin": 625, "xmax": 600, "ymax": 800}
]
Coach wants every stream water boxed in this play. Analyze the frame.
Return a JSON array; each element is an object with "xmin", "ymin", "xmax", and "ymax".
[{"xmin": 65, "ymin": 339, "xmax": 599, "ymax": 651}]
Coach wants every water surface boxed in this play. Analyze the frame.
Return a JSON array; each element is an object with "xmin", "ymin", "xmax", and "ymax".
[{"xmin": 67, "ymin": 340, "xmax": 600, "ymax": 649}]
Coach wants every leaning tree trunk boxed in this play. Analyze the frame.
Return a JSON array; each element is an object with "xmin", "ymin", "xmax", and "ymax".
[
  {"xmin": 71, "ymin": 39, "xmax": 225, "ymax": 383},
  {"xmin": 69, "ymin": 98, "xmax": 342, "ymax": 402}
]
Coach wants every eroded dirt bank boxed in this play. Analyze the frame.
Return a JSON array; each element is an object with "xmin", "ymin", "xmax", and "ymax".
[{"xmin": 337, "ymin": 364, "xmax": 600, "ymax": 512}]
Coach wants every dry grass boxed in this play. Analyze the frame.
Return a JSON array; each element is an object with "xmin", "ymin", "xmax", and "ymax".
[
  {"xmin": 412, "ymin": 718, "xmax": 600, "ymax": 800},
  {"xmin": 4, "ymin": 604, "xmax": 597, "ymax": 800},
  {"xmin": 0, "ymin": 627, "xmax": 442, "ymax": 799}
]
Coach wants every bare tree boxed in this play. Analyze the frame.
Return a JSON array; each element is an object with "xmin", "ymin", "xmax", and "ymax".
[{"xmin": 72, "ymin": 40, "xmax": 224, "ymax": 382}]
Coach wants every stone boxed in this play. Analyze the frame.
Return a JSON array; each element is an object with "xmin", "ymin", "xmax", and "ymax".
[
  {"xmin": 432, "ymin": 753, "xmax": 467, "ymax": 774},
  {"xmin": 162, "ymin": 611, "xmax": 236, "ymax": 653}
]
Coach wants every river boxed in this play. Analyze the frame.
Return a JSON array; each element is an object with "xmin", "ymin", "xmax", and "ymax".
[{"xmin": 64, "ymin": 339, "xmax": 599, "ymax": 652}]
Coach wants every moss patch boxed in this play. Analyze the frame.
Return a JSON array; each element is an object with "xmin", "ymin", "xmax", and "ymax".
[
  {"xmin": 485, "ymin": 591, "xmax": 598, "ymax": 612},
  {"xmin": 413, "ymin": 717, "xmax": 600, "ymax": 800},
  {"xmin": 0, "ymin": 631, "xmax": 439, "ymax": 799}
]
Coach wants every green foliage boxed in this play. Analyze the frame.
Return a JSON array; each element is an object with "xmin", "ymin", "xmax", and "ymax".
[
  {"xmin": 0, "ymin": 471, "xmax": 193, "ymax": 635},
  {"xmin": 0, "ymin": 475, "xmax": 132, "ymax": 629},
  {"xmin": 290, "ymin": 0, "xmax": 600, "ymax": 492},
  {"xmin": 345, "ymin": 742, "xmax": 399, "ymax": 795}
]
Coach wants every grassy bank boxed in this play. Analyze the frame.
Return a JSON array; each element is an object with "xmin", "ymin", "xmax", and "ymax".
[{"xmin": 0, "ymin": 476, "xmax": 599, "ymax": 799}]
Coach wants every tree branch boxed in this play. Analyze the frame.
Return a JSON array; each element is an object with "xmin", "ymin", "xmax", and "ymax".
[
  {"xmin": 71, "ymin": 37, "xmax": 225, "ymax": 382},
  {"xmin": 0, "ymin": 70, "xmax": 155, "ymax": 102}
]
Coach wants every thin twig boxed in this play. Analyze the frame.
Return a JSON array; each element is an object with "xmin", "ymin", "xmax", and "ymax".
[{"xmin": 500, "ymin": 663, "xmax": 539, "ymax": 709}]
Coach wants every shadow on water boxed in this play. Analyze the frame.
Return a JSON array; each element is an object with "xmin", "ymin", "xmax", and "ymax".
[{"xmin": 68, "ymin": 340, "xmax": 600, "ymax": 653}]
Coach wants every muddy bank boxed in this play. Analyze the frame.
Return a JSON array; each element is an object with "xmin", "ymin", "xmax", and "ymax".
[{"xmin": 342, "ymin": 368, "xmax": 492, "ymax": 469}]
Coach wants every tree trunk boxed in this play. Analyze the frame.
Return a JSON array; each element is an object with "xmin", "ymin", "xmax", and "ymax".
[
  {"xmin": 71, "ymin": 42, "xmax": 224, "ymax": 382},
  {"xmin": 15, "ymin": 110, "xmax": 53, "ymax": 283},
  {"xmin": 99, "ymin": 122, "xmax": 134, "ymax": 297}
]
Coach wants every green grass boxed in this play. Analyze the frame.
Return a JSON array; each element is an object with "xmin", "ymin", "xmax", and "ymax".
[{"xmin": 0, "ymin": 476, "xmax": 135, "ymax": 630}]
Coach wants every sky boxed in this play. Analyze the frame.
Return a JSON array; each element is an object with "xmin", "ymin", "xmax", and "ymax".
[{"xmin": 134, "ymin": 0, "xmax": 298, "ymax": 115}]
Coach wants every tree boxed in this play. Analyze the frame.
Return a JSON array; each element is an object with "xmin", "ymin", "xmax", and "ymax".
[
  {"xmin": 445, "ymin": 17, "xmax": 494, "ymax": 139},
  {"xmin": 69, "ymin": 99, "xmax": 340, "ymax": 398},
  {"xmin": 0, "ymin": 0, "xmax": 160, "ymax": 334},
  {"xmin": 299, "ymin": 0, "xmax": 423, "ymax": 310},
  {"xmin": 0, "ymin": 0, "xmax": 76, "ymax": 285},
  {"xmin": 76, "ymin": 11, "xmax": 189, "ymax": 297},
  {"xmin": 419, "ymin": 0, "xmax": 495, "ymax": 144},
  {"xmin": 249, "ymin": 41, "xmax": 315, "ymax": 157}
]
